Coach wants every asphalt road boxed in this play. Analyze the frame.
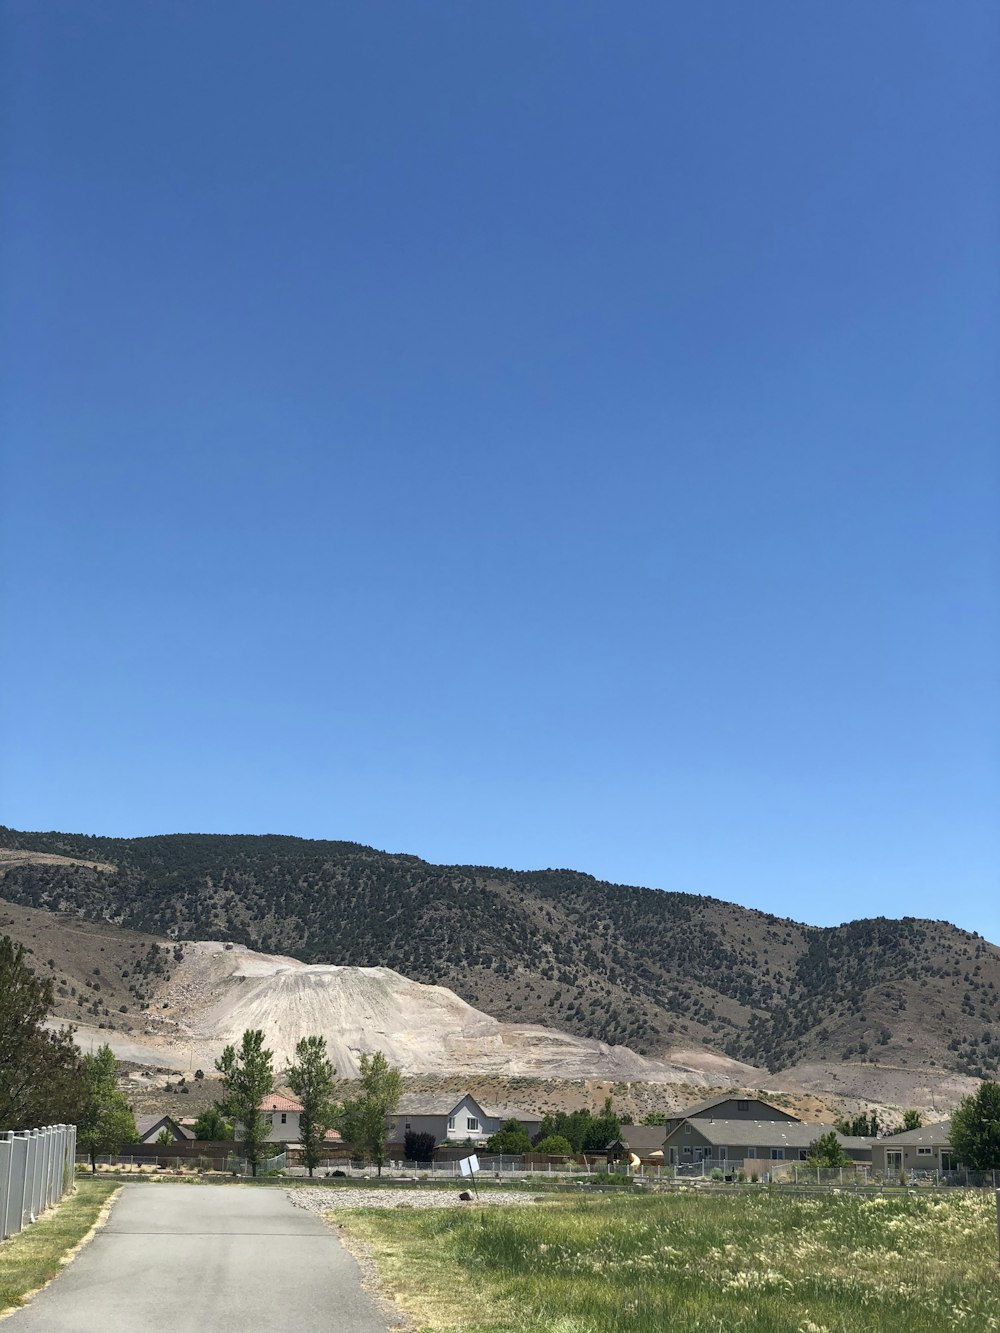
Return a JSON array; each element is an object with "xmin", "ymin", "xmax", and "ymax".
[{"xmin": 5, "ymin": 1184, "xmax": 393, "ymax": 1332}]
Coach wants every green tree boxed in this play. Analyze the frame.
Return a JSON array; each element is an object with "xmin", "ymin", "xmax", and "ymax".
[
  {"xmin": 0, "ymin": 935, "xmax": 82, "ymax": 1132},
  {"xmin": 78, "ymin": 1044, "xmax": 137, "ymax": 1171},
  {"xmin": 216, "ymin": 1029, "xmax": 275, "ymax": 1177},
  {"xmin": 834, "ymin": 1110, "xmax": 879, "ymax": 1137},
  {"xmin": 807, "ymin": 1131, "xmax": 852, "ymax": 1167},
  {"xmin": 641, "ymin": 1112, "xmax": 667, "ymax": 1126},
  {"xmin": 486, "ymin": 1119, "xmax": 533, "ymax": 1154},
  {"xmin": 950, "ymin": 1080, "xmax": 1000, "ymax": 1170},
  {"xmin": 156, "ymin": 1128, "xmax": 173, "ymax": 1146},
  {"xmin": 900, "ymin": 1109, "xmax": 923, "ymax": 1132},
  {"xmin": 193, "ymin": 1107, "xmax": 233, "ymax": 1140},
  {"xmin": 287, "ymin": 1035, "xmax": 337, "ymax": 1178},
  {"xmin": 535, "ymin": 1134, "xmax": 574, "ymax": 1155},
  {"xmin": 337, "ymin": 1050, "xmax": 401, "ymax": 1177}
]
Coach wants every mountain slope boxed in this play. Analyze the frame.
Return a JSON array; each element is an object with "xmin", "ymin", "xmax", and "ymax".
[{"xmin": 1, "ymin": 827, "xmax": 997, "ymax": 1080}]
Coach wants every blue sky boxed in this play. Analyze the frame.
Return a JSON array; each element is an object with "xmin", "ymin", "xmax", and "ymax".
[{"xmin": 2, "ymin": 3, "xmax": 998, "ymax": 940}]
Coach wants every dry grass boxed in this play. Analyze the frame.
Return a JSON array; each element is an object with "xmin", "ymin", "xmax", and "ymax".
[{"xmin": 0, "ymin": 1179, "xmax": 119, "ymax": 1315}]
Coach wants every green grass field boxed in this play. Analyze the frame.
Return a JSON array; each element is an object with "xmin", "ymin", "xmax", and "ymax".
[
  {"xmin": 0, "ymin": 1179, "xmax": 119, "ymax": 1315},
  {"xmin": 336, "ymin": 1189, "xmax": 1000, "ymax": 1332}
]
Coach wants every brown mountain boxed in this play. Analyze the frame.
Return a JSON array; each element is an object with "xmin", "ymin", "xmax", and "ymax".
[{"xmin": 1, "ymin": 828, "xmax": 997, "ymax": 1085}]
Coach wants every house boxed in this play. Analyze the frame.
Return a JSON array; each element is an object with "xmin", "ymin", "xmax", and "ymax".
[
  {"xmin": 259, "ymin": 1093, "xmax": 305, "ymax": 1144},
  {"xmin": 134, "ymin": 1114, "xmax": 194, "ymax": 1144},
  {"xmin": 870, "ymin": 1120, "xmax": 954, "ymax": 1175},
  {"xmin": 388, "ymin": 1093, "xmax": 542, "ymax": 1148},
  {"xmin": 605, "ymin": 1126, "xmax": 670, "ymax": 1163},
  {"xmin": 662, "ymin": 1117, "xmax": 873, "ymax": 1167},
  {"xmin": 661, "ymin": 1095, "xmax": 800, "ymax": 1137}
]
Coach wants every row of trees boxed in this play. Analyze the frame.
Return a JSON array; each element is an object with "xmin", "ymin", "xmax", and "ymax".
[
  {"xmin": 213, "ymin": 1028, "xmax": 403, "ymax": 1177},
  {"xmin": 0, "ymin": 935, "xmax": 138, "ymax": 1166}
]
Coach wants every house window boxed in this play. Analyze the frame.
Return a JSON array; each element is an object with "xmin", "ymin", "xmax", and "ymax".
[
  {"xmin": 405, "ymin": 1121, "xmax": 411, "ymax": 1131},
  {"xmin": 798, "ymin": 1150, "xmax": 809, "ymax": 1161},
  {"xmin": 770, "ymin": 1149, "xmax": 784, "ymax": 1160},
  {"xmin": 917, "ymin": 1147, "xmax": 932, "ymax": 1156},
  {"xmin": 736, "ymin": 1100, "xmax": 749, "ymax": 1112},
  {"xmin": 683, "ymin": 1124, "xmax": 691, "ymax": 1135},
  {"xmin": 447, "ymin": 1116, "xmax": 456, "ymax": 1131},
  {"xmin": 467, "ymin": 1116, "xmax": 480, "ymax": 1133},
  {"xmin": 746, "ymin": 1148, "xmax": 757, "ymax": 1159},
  {"xmin": 886, "ymin": 1151, "xmax": 903, "ymax": 1171},
  {"xmin": 281, "ymin": 1113, "xmax": 287, "ymax": 1124},
  {"xmin": 718, "ymin": 1147, "xmax": 727, "ymax": 1161},
  {"xmin": 682, "ymin": 1146, "xmax": 691, "ymax": 1155}
]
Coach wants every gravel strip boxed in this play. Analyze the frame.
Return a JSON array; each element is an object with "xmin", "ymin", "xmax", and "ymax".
[{"xmin": 289, "ymin": 1186, "xmax": 537, "ymax": 1211}]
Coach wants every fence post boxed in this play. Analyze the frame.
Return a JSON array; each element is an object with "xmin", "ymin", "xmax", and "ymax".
[{"xmin": 0, "ymin": 1134, "xmax": 12, "ymax": 1239}]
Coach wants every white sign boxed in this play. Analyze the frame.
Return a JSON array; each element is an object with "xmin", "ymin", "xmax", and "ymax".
[{"xmin": 458, "ymin": 1154, "xmax": 480, "ymax": 1177}]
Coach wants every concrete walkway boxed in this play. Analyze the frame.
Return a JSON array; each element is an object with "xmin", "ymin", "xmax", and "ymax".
[{"xmin": 5, "ymin": 1183, "xmax": 393, "ymax": 1332}]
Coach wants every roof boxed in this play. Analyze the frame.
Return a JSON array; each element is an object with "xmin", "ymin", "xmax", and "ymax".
[
  {"xmin": 481, "ymin": 1105, "xmax": 543, "ymax": 1124},
  {"xmin": 673, "ymin": 1094, "xmax": 799, "ymax": 1121},
  {"xmin": 674, "ymin": 1118, "xmax": 873, "ymax": 1150},
  {"xmin": 323, "ymin": 1128, "xmax": 343, "ymax": 1142},
  {"xmin": 611, "ymin": 1126, "xmax": 669, "ymax": 1156},
  {"xmin": 394, "ymin": 1093, "xmax": 539, "ymax": 1123},
  {"xmin": 260, "ymin": 1094, "xmax": 304, "ymax": 1113},
  {"xmin": 135, "ymin": 1114, "xmax": 194, "ymax": 1141},
  {"xmin": 876, "ymin": 1119, "xmax": 952, "ymax": 1147}
]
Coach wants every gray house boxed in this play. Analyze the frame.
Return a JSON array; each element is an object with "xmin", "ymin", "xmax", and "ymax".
[
  {"xmin": 870, "ymin": 1120, "xmax": 954, "ymax": 1175},
  {"xmin": 388, "ymin": 1093, "xmax": 542, "ymax": 1148},
  {"xmin": 661, "ymin": 1095, "xmax": 800, "ymax": 1138},
  {"xmin": 662, "ymin": 1117, "xmax": 873, "ymax": 1167}
]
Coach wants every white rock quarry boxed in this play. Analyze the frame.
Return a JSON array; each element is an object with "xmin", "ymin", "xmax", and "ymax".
[{"xmin": 130, "ymin": 940, "xmax": 764, "ymax": 1084}]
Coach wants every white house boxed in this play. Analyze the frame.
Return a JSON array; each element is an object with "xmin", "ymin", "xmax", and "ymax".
[{"xmin": 258, "ymin": 1093, "xmax": 304, "ymax": 1144}]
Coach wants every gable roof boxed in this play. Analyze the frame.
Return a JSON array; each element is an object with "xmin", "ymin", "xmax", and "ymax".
[
  {"xmin": 481, "ymin": 1104, "xmax": 542, "ymax": 1124},
  {"xmin": 673, "ymin": 1094, "xmax": 799, "ymax": 1121},
  {"xmin": 610, "ymin": 1126, "xmax": 668, "ymax": 1156},
  {"xmin": 135, "ymin": 1114, "xmax": 194, "ymax": 1141},
  {"xmin": 674, "ymin": 1118, "xmax": 871, "ymax": 1150},
  {"xmin": 878, "ymin": 1119, "xmax": 952, "ymax": 1147},
  {"xmin": 260, "ymin": 1094, "xmax": 304, "ymax": 1113},
  {"xmin": 395, "ymin": 1092, "xmax": 485, "ymax": 1117}
]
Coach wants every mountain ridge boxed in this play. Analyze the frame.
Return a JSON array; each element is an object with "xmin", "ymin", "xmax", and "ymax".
[{"xmin": 1, "ymin": 826, "xmax": 996, "ymax": 1084}]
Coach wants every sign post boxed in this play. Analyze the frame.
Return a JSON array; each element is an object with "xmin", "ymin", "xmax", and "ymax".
[{"xmin": 459, "ymin": 1153, "xmax": 480, "ymax": 1199}]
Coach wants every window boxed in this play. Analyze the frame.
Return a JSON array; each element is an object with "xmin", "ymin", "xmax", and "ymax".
[
  {"xmin": 467, "ymin": 1116, "xmax": 480, "ymax": 1133},
  {"xmin": 917, "ymin": 1147, "xmax": 932, "ymax": 1156},
  {"xmin": 770, "ymin": 1149, "xmax": 785, "ymax": 1160},
  {"xmin": 886, "ymin": 1151, "xmax": 903, "ymax": 1171},
  {"xmin": 683, "ymin": 1124, "xmax": 691, "ymax": 1135},
  {"xmin": 736, "ymin": 1100, "xmax": 749, "ymax": 1112},
  {"xmin": 798, "ymin": 1150, "xmax": 809, "ymax": 1161},
  {"xmin": 447, "ymin": 1116, "xmax": 456, "ymax": 1131},
  {"xmin": 682, "ymin": 1146, "xmax": 691, "ymax": 1155},
  {"xmin": 281, "ymin": 1113, "xmax": 287, "ymax": 1124},
  {"xmin": 746, "ymin": 1147, "xmax": 757, "ymax": 1159},
  {"xmin": 405, "ymin": 1121, "xmax": 411, "ymax": 1131},
  {"xmin": 718, "ymin": 1147, "xmax": 727, "ymax": 1160}
]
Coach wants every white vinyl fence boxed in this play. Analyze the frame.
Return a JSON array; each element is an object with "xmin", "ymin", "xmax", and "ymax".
[{"xmin": 0, "ymin": 1124, "xmax": 77, "ymax": 1240}]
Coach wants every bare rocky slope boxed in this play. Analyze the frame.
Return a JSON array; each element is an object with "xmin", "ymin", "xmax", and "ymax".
[{"xmin": 2, "ymin": 828, "xmax": 997, "ymax": 1100}]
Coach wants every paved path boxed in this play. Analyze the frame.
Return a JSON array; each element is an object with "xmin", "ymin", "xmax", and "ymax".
[{"xmin": 5, "ymin": 1184, "xmax": 393, "ymax": 1332}]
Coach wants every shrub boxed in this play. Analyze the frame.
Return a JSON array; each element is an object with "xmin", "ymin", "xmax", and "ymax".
[
  {"xmin": 535, "ymin": 1135, "xmax": 574, "ymax": 1155},
  {"xmin": 404, "ymin": 1130, "xmax": 437, "ymax": 1162}
]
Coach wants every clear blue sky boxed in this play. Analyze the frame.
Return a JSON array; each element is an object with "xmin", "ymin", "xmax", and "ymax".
[{"xmin": 2, "ymin": 3, "xmax": 998, "ymax": 940}]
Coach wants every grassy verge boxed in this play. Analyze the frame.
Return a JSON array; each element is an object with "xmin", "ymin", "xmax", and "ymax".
[
  {"xmin": 335, "ymin": 1190, "xmax": 1000, "ymax": 1333},
  {"xmin": 0, "ymin": 1179, "xmax": 119, "ymax": 1315}
]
